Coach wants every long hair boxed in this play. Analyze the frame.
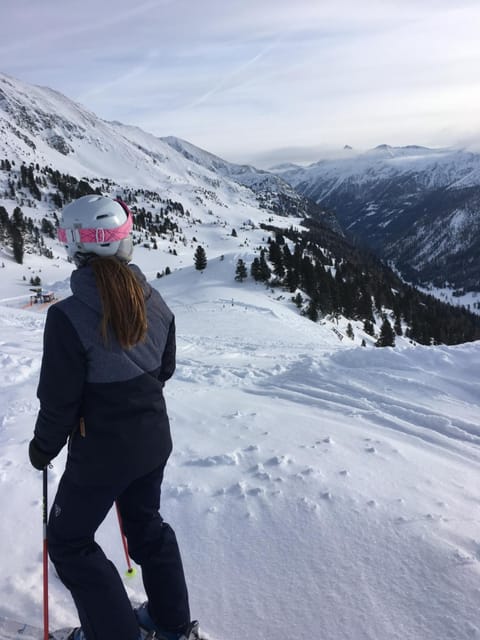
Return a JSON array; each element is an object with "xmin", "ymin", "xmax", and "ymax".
[{"xmin": 90, "ymin": 256, "xmax": 147, "ymax": 349}]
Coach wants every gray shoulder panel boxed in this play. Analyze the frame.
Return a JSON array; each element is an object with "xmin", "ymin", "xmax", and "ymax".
[{"xmin": 57, "ymin": 290, "xmax": 172, "ymax": 384}]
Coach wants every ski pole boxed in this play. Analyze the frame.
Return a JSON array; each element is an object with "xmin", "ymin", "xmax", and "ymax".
[
  {"xmin": 115, "ymin": 502, "xmax": 136, "ymax": 577},
  {"xmin": 43, "ymin": 466, "xmax": 49, "ymax": 640}
]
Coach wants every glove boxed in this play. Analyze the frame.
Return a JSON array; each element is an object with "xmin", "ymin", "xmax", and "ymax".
[{"xmin": 29, "ymin": 439, "xmax": 52, "ymax": 470}]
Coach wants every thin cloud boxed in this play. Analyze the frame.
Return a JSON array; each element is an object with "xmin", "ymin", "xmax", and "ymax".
[
  {"xmin": 184, "ymin": 38, "xmax": 282, "ymax": 110},
  {"xmin": 2, "ymin": 0, "xmax": 480, "ymax": 164}
]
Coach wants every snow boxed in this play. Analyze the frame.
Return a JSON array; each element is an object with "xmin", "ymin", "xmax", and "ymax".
[
  {"xmin": 0, "ymin": 73, "xmax": 296, "ymax": 208},
  {"xmin": 1, "ymin": 71, "xmax": 480, "ymax": 640},
  {"xmin": 1, "ymin": 249, "xmax": 480, "ymax": 640},
  {"xmin": 274, "ymin": 143, "xmax": 480, "ymax": 197}
]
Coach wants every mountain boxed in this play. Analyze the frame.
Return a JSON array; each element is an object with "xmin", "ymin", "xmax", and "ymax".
[
  {"xmin": 0, "ymin": 73, "xmax": 335, "ymax": 229},
  {"xmin": 274, "ymin": 144, "xmax": 480, "ymax": 293},
  {"xmin": 1, "ymin": 72, "xmax": 479, "ymax": 344},
  {"xmin": 1, "ymin": 75, "xmax": 480, "ymax": 640},
  {"xmin": 161, "ymin": 136, "xmax": 341, "ymax": 231}
]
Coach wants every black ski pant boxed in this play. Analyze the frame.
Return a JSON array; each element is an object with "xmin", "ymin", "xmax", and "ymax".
[{"xmin": 47, "ymin": 464, "xmax": 190, "ymax": 640}]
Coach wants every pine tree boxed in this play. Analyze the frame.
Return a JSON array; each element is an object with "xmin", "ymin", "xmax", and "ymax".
[
  {"xmin": 250, "ymin": 250, "xmax": 271, "ymax": 283},
  {"xmin": 293, "ymin": 292, "xmax": 303, "ymax": 308},
  {"xmin": 375, "ymin": 317, "xmax": 395, "ymax": 347},
  {"xmin": 0, "ymin": 206, "xmax": 8, "ymax": 243},
  {"xmin": 12, "ymin": 207, "xmax": 25, "ymax": 231},
  {"xmin": 235, "ymin": 258, "xmax": 248, "ymax": 282},
  {"xmin": 11, "ymin": 227, "xmax": 24, "ymax": 264},
  {"xmin": 251, "ymin": 257, "xmax": 262, "ymax": 281},
  {"xmin": 394, "ymin": 315, "xmax": 403, "ymax": 336},
  {"xmin": 306, "ymin": 300, "xmax": 319, "ymax": 322},
  {"xmin": 194, "ymin": 245, "xmax": 207, "ymax": 271},
  {"xmin": 363, "ymin": 319, "xmax": 375, "ymax": 336}
]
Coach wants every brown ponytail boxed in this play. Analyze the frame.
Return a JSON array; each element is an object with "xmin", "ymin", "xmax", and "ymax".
[{"xmin": 90, "ymin": 257, "xmax": 147, "ymax": 349}]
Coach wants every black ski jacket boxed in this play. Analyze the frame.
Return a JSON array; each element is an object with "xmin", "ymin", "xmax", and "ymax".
[{"xmin": 34, "ymin": 264, "xmax": 175, "ymax": 486}]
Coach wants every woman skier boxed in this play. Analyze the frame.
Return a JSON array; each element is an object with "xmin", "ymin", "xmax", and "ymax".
[{"xmin": 29, "ymin": 195, "xmax": 199, "ymax": 640}]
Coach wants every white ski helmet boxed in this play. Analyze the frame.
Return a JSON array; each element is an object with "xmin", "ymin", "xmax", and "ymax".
[{"xmin": 58, "ymin": 195, "xmax": 133, "ymax": 264}]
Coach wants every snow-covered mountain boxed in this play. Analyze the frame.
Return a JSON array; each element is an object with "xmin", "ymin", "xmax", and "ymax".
[
  {"xmin": 2, "ymin": 70, "xmax": 479, "ymax": 295},
  {"xmin": 160, "ymin": 136, "xmax": 340, "ymax": 230},
  {"xmin": 274, "ymin": 144, "xmax": 480, "ymax": 292},
  {"xmin": 0, "ymin": 72, "xmax": 336, "ymax": 229},
  {"xmin": 1, "ymin": 73, "xmax": 480, "ymax": 640}
]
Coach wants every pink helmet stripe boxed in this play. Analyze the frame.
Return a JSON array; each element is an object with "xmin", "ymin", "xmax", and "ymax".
[{"xmin": 57, "ymin": 212, "xmax": 133, "ymax": 244}]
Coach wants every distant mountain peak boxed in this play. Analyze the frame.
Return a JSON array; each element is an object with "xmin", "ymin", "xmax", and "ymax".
[{"xmin": 273, "ymin": 143, "xmax": 480, "ymax": 293}]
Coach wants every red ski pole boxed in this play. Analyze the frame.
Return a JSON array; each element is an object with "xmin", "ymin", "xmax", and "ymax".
[
  {"xmin": 115, "ymin": 502, "xmax": 136, "ymax": 577},
  {"xmin": 43, "ymin": 466, "xmax": 49, "ymax": 640}
]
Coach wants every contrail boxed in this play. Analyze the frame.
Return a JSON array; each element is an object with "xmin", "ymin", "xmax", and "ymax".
[{"xmin": 184, "ymin": 37, "xmax": 282, "ymax": 109}]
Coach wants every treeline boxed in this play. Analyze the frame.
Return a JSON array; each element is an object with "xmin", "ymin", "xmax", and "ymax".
[
  {"xmin": 0, "ymin": 205, "xmax": 53, "ymax": 264},
  {"xmin": 1, "ymin": 158, "xmax": 101, "ymax": 206},
  {"xmin": 0, "ymin": 159, "xmax": 191, "ymax": 261},
  {"xmin": 241, "ymin": 220, "xmax": 480, "ymax": 346}
]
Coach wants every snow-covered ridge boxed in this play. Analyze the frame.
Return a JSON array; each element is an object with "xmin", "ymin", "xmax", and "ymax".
[
  {"xmin": 0, "ymin": 73, "xmax": 332, "ymax": 227},
  {"xmin": 274, "ymin": 144, "xmax": 480, "ymax": 191},
  {"xmin": 0, "ymin": 73, "xmax": 258, "ymax": 200},
  {"xmin": 274, "ymin": 143, "xmax": 480, "ymax": 293}
]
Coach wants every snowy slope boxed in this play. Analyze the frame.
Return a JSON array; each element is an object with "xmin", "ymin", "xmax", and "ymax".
[
  {"xmin": 0, "ymin": 253, "xmax": 480, "ymax": 640},
  {"xmin": 3, "ymin": 70, "xmax": 479, "ymax": 295},
  {"xmin": 0, "ymin": 72, "xmax": 267, "ymax": 209},
  {"xmin": 274, "ymin": 145, "xmax": 480, "ymax": 293},
  {"xmin": 0, "ymin": 73, "xmax": 332, "ymax": 228}
]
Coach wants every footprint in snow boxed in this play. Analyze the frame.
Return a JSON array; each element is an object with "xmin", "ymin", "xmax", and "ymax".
[
  {"xmin": 184, "ymin": 453, "xmax": 239, "ymax": 467},
  {"xmin": 166, "ymin": 484, "xmax": 195, "ymax": 499},
  {"xmin": 299, "ymin": 497, "xmax": 319, "ymax": 512},
  {"xmin": 249, "ymin": 463, "xmax": 273, "ymax": 482},
  {"xmin": 300, "ymin": 466, "xmax": 317, "ymax": 476},
  {"xmin": 221, "ymin": 481, "xmax": 265, "ymax": 499},
  {"xmin": 452, "ymin": 548, "xmax": 477, "ymax": 565},
  {"xmin": 243, "ymin": 444, "xmax": 259, "ymax": 453},
  {"xmin": 264, "ymin": 455, "xmax": 293, "ymax": 467}
]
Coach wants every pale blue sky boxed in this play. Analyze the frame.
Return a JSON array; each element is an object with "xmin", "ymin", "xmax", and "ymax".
[{"xmin": 2, "ymin": 0, "xmax": 480, "ymax": 166}]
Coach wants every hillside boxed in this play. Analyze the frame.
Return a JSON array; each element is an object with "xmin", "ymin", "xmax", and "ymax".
[
  {"xmin": 0, "ymin": 73, "xmax": 333, "ymax": 228},
  {"xmin": 1, "ymin": 158, "xmax": 479, "ymax": 346},
  {"xmin": 1, "ymin": 73, "xmax": 479, "ymax": 345},
  {"xmin": 274, "ymin": 145, "xmax": 480, "ymax": 296},
  {"xmin": 1, "ymin": 260, "xmax": 479, "ymax": 640}
]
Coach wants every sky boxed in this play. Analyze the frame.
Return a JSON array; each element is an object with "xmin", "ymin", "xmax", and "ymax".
[{"xmin": 2, "ymin": 0, "xmax": 480, "ymax": 167}]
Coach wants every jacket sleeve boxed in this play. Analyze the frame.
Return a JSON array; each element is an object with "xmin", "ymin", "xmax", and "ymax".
[
  {"xmin": 159, "ymin": 317, "xmax": 176, "ymax": 383},
  {"xmin": 34, "ymin": 304, "xmax": 86, "ymax": 459}
]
